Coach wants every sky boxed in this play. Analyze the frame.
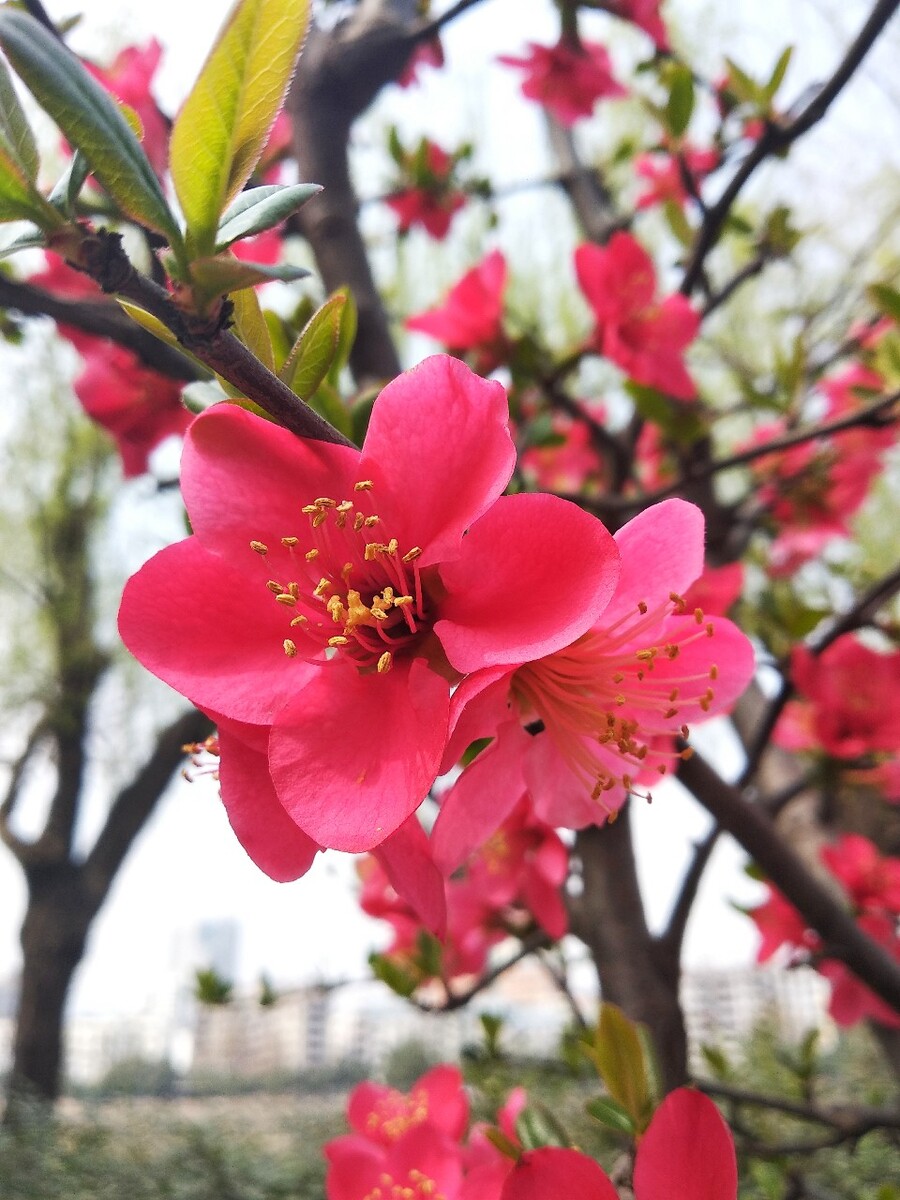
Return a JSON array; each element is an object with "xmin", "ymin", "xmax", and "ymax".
[{"xmin": 0, "ymin": 0, "xmax": 897, "ymax": 1019}]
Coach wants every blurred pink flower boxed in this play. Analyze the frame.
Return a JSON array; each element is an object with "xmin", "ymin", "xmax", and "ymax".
[{"xmin": 498, "ymin": 39, "xmax": 626, "ymax": 126}]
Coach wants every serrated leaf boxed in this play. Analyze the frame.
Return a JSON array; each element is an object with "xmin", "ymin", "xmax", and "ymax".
[
  {"xmin": 0, "ymin": 53, "xmax": 38, "ymax": 180},
  {"xmin": 215, "ymin": 182, "xmax": 320, "ymax": 251},
  {"xmin": 329, "ymin": 285, "xmax": 357, "ymax": 384},
  {"xmin": 229, "ymin": 285, "xmax": 275, "ymax": 372},
  {"xmin": 585, "ymin": 1096, "xmax": 637, "ymax": 1135},
  {"xmin": 188, "ymin": 254, "xmax": 309, "ymax": 309},
  {"xmin": 665, "ymin": 66, "xmax": 695, "ymax": 139},
  {"xmin": 591, "ymin": 1004, "xmax": 653, "ymax": 1130},
  {"xmin": 0, "ymin": 140, "xmax": 59, "ymax": 225},
  {"xmin": 280, "ymin": 292, "xmax": 345, "ymax": 398},
  {"xmin": 170, "ymin": 0, "xmax": 311, "ymax": 256},
  {"xmin": 869, "ymin": 283, "xmax": 900, "ymax": 325},
  {"xmin": 0, "ymin": 10, "xmax": 181, "ymax": 246}
]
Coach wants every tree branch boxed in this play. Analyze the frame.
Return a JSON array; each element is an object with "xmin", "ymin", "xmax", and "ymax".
[
  {"xmin": 678, "ymin": 749, "xmax": 900, "ymax": 1015},
  {"xmin": 681, "ymin": 0, "xmax": 900, "ymax": 294}
]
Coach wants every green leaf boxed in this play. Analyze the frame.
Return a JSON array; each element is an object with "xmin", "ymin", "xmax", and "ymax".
[
  {"xmin": 764, "ymin": 46, "xmax": 793, "ymax": 103},
  {"xmin": 0, "ymin": 10, "xmax": 182, "ymax": 246},
  {"xmin": 215, "ymin": 182, "xmax": 321, "ymax": 251},
  {"xmin": 0, "ymin": 140, "xmax": 61, "ymax": 226},
  {"xmin": 194, "ymin": 967, "xmax": 233, "ymax": 1006},
  {"xmin": 0, "ymin": 53, "xmax": 38, "ymax": 180},
  {"xmin": 308, "ymin": 379, "xmax": 353, "ymax": 439},
  {"xmin": 170, "ymin": 0, "xmax": 311, "ymax": 256},
  {"xmin": 585, "ymin": 1096, "xmax": 637, "ymax": 1135},
  {"xmin": 0, "ymin": 221, "xmax": 46, "ymax": 258},
  {"xmin": 665, "ymin": 65, "xmax": 695, "ymax": 139},
  {"xmin": 229, "ymin": 285, "xmax": 275, "ymax": 372},
  {"xmin": 869, "ymin": 283, "xmax": 900, "ymax": 325},
  {"xmin": 590, "ymin": 1004, "xmax": 653, "ymax": 1130},
  {"xmin": 368, "ymin": 952, "xmax": 418, "ymax": 998},
  {"xmin": 482, "ymin": 1128, "xmax": 520, "ymax": 1160},
  {"xmin": 280, "ymin": 291, "xmax": 346, "ymax": 399},
  {"xmin": 723, "ymin": 58, "xmax": 762, "ymax": 107},
  {"xmin": 328, "ymin": 285, "xmax": 357, "ymax": 385},
  {"xmin": 48, "ymin": 150, "xmax": 90, "ymax": 215},
  {"xmin": 187, "ymin": 254, "xmax": 309, "ymax": 309},
  {"xmin": 663, "ymin": 197, "xmax": 693, "ymax": 248},
  {"xmin": 700, "ymin": 1044, "xmax": 730, "ymax": 1079}
]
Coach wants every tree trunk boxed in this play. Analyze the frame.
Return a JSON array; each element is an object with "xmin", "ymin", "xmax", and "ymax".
[
  {"xmin": 6, "ymin": 865, "xmax": 95, "ymax": 1115},
  {"xmin": 569, "ymin": 809, "xmax": 688, "ymax": 1092}
]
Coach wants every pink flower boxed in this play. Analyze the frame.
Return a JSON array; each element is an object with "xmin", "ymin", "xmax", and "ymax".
[
  {"xmin": 118, "ymin": 355, "xmax": 617, "ymax": 861},
  {"xmin": 819, "ymin": 913, "xmax": 900, "ymax": 1028},
  {"xmin": 500, "ymin": 1089, "xmax": 736, "ymax": 1200},
  {"xmin": 575, "ymin": 233, "xmax": 699, "ymax": 400},
  {"xmin": 634, "ymin": 146, "xmax": 719, "ymax": 210},
  {"xmin": 406, "ymin": 251, "xmax": 508, "ymax": 371},
  {"xmin": 386, "ymin": 141, "xmax": 467, "ymax": 240},
  {"xmin": 326, "ymin": 1123, "xmax": 465, "ymax": 1200},
  {"xmin": 433, "ymin": 500, "xmax": 755, "ymax": 867},
  {"xmin": 683, "ymin": 563, "xmax": 743, "ymax": 617},
  {"xmin": 86, "ymin": 41, "xmax": 169, "ymax": 178},
  {"xmin": 346, "ymin": 1065, "xmax": 469, "ymax": 1148},
  {"xmin": 74, "ymin": 342, "xmax": 191, "ymax": 476},
  {"xmin": 606, "ymin": 0, "xmax": 670, "ymax": 51},
  {"xmin": 27, "ymin": 252, "xmax": 104, "ymax": 353},
  {"xmin": 397, "ymin": 37, "xmax": 445, "ymax": 88},
  {"xmin": 498, "ymin": 39, "xmax": 626, "ymax": 127},
  {"xmin": 750, "ymin": 885, "xmax": 820, "ymax": 963},
  {"xmin": 775, "ymin": 636, "xmax": 900, "ymax": 766},
  {"xmin": 820, "ymin": 834, "xmax": 900, "ymax": 917},
  {"xmin": 520, "ymin": 411, "xmax": 608, "ymax": 494}
]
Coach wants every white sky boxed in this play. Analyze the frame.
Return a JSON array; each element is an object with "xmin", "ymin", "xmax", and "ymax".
[{"xmin": 0, "ymin": 0, "xmax": 896, "ymax": 1018}]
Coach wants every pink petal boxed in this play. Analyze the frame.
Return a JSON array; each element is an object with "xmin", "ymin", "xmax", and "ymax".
[
  {"xmin": 440, "ymin": 667, "xmax": 516, "ymax": 774},
  {"xmin": 268, "ymin": 657, "xmax": 449, "ymax": 852},
  {"xmin": 432, "ymin": 720, "xmax": 529, "ymax": 875},
  {"xmin": 436, "ymin": 493, "xmax": 620, "ymax": 672},
  {"xmin": 359, "ymin": 355, "xmax": 515, "ymax": 567},
  {"xmin": 633, "ymin": 1089, "xmax": 737, "ymax": 1200},
  {"xmin": 182, "ymin": 404, "xmax": 359, "ymax": 563},
  {"xmin": 374, "ymin": 816, "xmax": 447, "ymax": 937},
  {"xmin": 118, "ymin": 538, "xmax": 319, "ymax": 723},
  {"xmin": 601, "ymin": 498, "xmax": 705, "ymax": 625},
  {"xmin": 575, "ymin": 235, "xmax": 656, "ymax": 322},
  {"xmin": 501, "ymin": 1148, "xmax": 618, "ymax": 1200},
  {"xmin": 216, "ymin": 721, "xmax": 320, "ymax": 881},
  {"xmin": 521, "ymin": 870, "xmax": 568, "ymax": 939}
]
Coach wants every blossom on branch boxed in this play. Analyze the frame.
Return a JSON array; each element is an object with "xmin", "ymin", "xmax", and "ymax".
[
  {"xmin": 498, "ymin": 39, "xmax": 626, "ymax": 127},
  {"xmin": 119, "ymin": 355, "xmax": 617, "ymax": 870},
  {"xmin": 406, "ymin": 251, "xmax": 509, "ymax": 371},
  {"xmin": 634, "ymin": 145, "xmax": 719, "ymax": 210},
  {"xmin": 386, "ymin": 139, "xmax": 467, "ymax": 240},
  {"xmin": 575, "ymin": 233, "xmax": 699, "ymax": 399},
  {"xmin": 433, "ymin": 499, "xmax": 755, "ymax": 868}
]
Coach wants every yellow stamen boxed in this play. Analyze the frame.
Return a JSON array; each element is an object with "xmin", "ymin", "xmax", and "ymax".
[
  {"xmin": 328, "ymin": 636, "xmax": 349, "ymax": 647},
  {"xmin": 275, "ymin": 594, "xmax": 297, "ymax": 607},
  {"xmin": 377, "ymin": 651, "xmax": 393, "ymax": 674},
  {"xmin": 283, "ymin": 639, "xmax": 297, "ymax": 657},
  {"xmin": 354, "ymin": 480, "xmax": 374, "ymax": 491},
  {"xmin": 281, "ymin": 536, "xmax": 299, "ymax": 548},
  {"xmin": 250, "ymin": 540, "xmax": 268, "ymax": 555}
]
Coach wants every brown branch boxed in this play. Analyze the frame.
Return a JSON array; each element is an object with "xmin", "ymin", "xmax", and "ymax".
[
  {"xmin": 0, "ymin": 723, "xmax": 49, "ymax": 864},
  {"xmin": 0, "ymin": 276, "xmax": 202, "ymax": 381},
  {"xmin": 72, "ymin": 229, "xmax": 354, "ymax": 446},
  {"xmin": 84, "ymin": 708, "xmax": 214, "ymax": 903},
  {"xmin": 678, "ymin": 749, "xmax": 900, "ymax": 1015},
  {"xmin": 700, "ymin": 1080, "xmax": 900, "ymax": 1133},
  {"xmin": 414, "ymin": 0, "xmax": 489, "ymax": 39},
  {"xmin": 412, "ymin": 929, "xmax": 551, "ymax": 1013},
  {"xmin": 660, "ymin": 826, "xmax": 720, "ymax": 956},
  {"xmin": 681, "ymin": 0, "xmax": 900, "ymax": 294}
]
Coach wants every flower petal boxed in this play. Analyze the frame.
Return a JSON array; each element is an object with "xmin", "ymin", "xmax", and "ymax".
[
  {"xmin": 436, "ymin": 493, "xmax": 620, "ymax": 672},
  {"xmin": 432, "ymin": 720, "xmax": 529, "ymax": 875},
  {"xmin": 373, "ymin": 816, "xmax": 447, "ymax": 937},
  {"xmin": 601, "ymin": 498, "xmax": 705, "ymax": 625},
  {"xmin": 633, "ymin": 1088, "xmax": 737, "ymax": 1200},
  {"xmin": 118, "ymin": 538, "xmax": 319, "ymax": 723},
  {"xmin": 216, "ymin": 721, "xmax": 320, "ymax": 881},
  {"xmin": 501, "ymin": 1148, "xmax": 618, "ymax": 1200},
  {"xmin": 268, "ymin": 657, "xmax": 449, "ymax": 852},
  {"xmin": 359, "ymin": 355, "xmax": 515, "ymax": 566},
  {"xmin": 181, "ymin": 403, "xmax": 360, "ymax": 561}
]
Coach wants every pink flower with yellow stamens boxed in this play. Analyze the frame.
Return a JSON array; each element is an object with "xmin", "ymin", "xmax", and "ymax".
[
  {"xmin": 118, "ymin": 355, "xmax": 619, "ymax": 870},
  {"xmin": 432, "ymin": 499, "xmax": 755, "ymax": 870}
]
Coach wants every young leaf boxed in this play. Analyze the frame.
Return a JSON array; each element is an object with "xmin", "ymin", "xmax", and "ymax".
[
  {"xmin": 591, "ymin": 1004, "xmax": 653, "ymax": 1131},
  {"xmin": 665, "ymin": 65, "xmax": 695, "ymax": 139},
  {"xmin": 280, "ymin": 291, "xmax": 346, "ymax": 399},
  {"xmin": 0, "ymin": 54, "xmax": 38, "ymax": 180},
  {"xmin": 0, "ymin": 222, "xmax": 46, "ymax": 258},
  {"xmin": 0, "ymin": 140, "xmax": 62, "ymax": 226},
  {"xmin": 170, "ymin": 0, "xmax": 311, "ymax": 256},
  {"xmin": 869, "ymin": 283, "xmax": 900, "ymax": 325},
  {"xmin": 187, "ymin": 254, "xmax": 309, "ymax": 309},
  {"xmin": 764, "ymin": 46, "xmax": 793, "ymax": 104},
  {"xmin": 215, "ymin": 183, "xmax": 321, "ymax": 250},
  {"xmin": 229, "ymin": 285, "xmax": 275, "ymax": 372},
  {"xmin": 585, "ymin": 1096, "xmax": 637, "ymax": 1136},
  {"xmin": 48, "ymin": 150, "xmax": 90, "ymax": 215},
  {"xmin": 0, "ymin": 10, "xmax": 182, "ymax": 246}
]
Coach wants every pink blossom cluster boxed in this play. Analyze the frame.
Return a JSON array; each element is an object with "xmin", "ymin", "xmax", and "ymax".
[
  {"xmin": 498, "ymin": 39, "xmax": 626, "ymax": 127},
  {"xmin": 118, "ymin": 356, "xmax": 755, "ymax": 931},
  {"xmin": 751, "ymin": 833, "xmax": 900, "ymax": 1027},
  {"xmin": 775, "ymin": 634, "xmax": 900, "ymax": 800},
  {"xmin": 360, "ymin": 796, "xmax": 569, "ymax": 988},
  {"xmin": 324, "ymin": 1065, "xmax": 737, "ymax": 1199}
]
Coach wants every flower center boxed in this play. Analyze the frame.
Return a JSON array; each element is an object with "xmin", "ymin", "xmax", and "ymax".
[
  {"xmin": 513, "ymin": 593, "xmax": 717, "ymax": 811},
  {"xmin": 366, "ymin": 1086, "xmax": 430, "ymax": 1142},
  {"xmin": 363, "ymin": 1169, "xmax": 446, "ymax": 1200},
  {"xmin": 249, "ymin": 482, "xmax": 429, "ymax": 674}
]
